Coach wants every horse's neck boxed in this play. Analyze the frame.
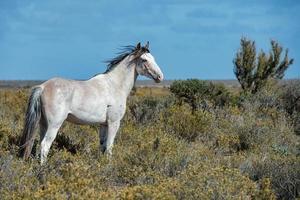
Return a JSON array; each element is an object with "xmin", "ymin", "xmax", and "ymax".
[{"xmin": 105, "ymin": 57, "xmax": 137, "ymax": 98}]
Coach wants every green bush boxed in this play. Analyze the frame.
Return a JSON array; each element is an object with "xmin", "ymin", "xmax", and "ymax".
[{"xmin": 170, "ymin": 79, "xmax": 233, "ymax": 111}]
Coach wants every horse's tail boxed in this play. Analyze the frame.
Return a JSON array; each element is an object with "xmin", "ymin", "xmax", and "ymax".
[{"xmin": 19, "ymin": 87, "xmax": 43, "ymax": 159}]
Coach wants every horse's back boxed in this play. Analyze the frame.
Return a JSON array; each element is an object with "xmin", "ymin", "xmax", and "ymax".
[
  {"xmin": 40, "ymin": 77, "xmax": 75, "ymax": 101},
  {"xmin": 41, "ymin": 77, "xmax": 79, "ymax": 89}
]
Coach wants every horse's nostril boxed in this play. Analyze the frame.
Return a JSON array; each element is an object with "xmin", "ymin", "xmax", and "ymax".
[
  {"xmin": 154, "ymin": 74, "xmax": 163, "ymax": 83},
  {"xmin": 158, "ymin": 74, "xmax": 163, "ymax": 81}
]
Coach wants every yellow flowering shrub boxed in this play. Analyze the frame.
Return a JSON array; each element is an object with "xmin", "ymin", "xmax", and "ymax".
[{"xmin": 161, "ymin": 104, "xmax": 213, "ymax": 142}]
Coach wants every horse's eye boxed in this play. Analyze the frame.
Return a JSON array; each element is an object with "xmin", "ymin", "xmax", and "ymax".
[{"xmin": 142, "ymin": 59, "xmax": 147, "ymax": 63}]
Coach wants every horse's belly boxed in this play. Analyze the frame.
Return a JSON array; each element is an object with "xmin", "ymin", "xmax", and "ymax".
[{"xmin": 66, "ymin": 111, "xmax": 106, "ymax": 125}]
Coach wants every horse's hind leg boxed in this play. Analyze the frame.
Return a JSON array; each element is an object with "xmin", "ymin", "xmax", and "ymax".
[
  {"xmin": 39, "ymin": 115, "xmax": 48, "ymax": 157},
  {"xmin": 40, "ymin": 125, "xmax": 62, "ymax": 164}
]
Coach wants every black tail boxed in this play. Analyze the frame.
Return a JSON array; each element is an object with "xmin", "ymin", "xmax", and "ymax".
[{"xmin": 19, "ymin": 87, "xmax": 43, "ymax": 159}]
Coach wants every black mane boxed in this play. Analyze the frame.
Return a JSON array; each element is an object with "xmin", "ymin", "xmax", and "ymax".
[{"xmin": 104, "ymin": 45, "xmax": 150, "ymax": 73}]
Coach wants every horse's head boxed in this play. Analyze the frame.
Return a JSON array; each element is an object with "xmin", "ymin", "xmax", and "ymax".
[{"xmin": 134, "ymin": 42, "xmax": 164, "ymax": 83}]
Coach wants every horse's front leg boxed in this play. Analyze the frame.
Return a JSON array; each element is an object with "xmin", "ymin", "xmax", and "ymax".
[
  {"xmin": 106, "ymin": 120, "xmax": 120, "ymax": 156},
  {"xmin": 99, "ymin": 125, "xmax": 108, "ymax": 154}
]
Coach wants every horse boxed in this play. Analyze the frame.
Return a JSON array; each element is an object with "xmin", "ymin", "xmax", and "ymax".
[{"xmin": 19, "ymin": 42, "xmax": 164, "ymax": 164}]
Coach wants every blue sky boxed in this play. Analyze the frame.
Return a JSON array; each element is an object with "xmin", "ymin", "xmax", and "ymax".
[{"xmin": 0, "ymin": 0, "xmax": 299, "ymax": 80}]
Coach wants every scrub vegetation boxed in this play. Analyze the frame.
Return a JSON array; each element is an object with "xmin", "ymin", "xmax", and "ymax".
[
  {"xmin": 0, "ymin": 37, "xmax": 298, "ymax": 199},
  {"xmin": 0, "ymin": 78, "xmax": 299, "ymax": 199}
]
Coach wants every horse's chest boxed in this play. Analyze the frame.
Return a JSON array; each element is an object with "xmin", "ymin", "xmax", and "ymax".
[{"xmin": 106, "ymin": 104, "xmax": 126, "ymax": 122}]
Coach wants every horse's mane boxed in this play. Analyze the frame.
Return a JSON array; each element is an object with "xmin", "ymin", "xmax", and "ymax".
[{"xmin": 104, "ymin": 44, "xmax": 150, "ymax": 73}]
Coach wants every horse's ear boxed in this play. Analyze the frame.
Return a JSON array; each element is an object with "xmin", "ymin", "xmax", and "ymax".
[
  {"xmin": 145, "ymin": 41, "xmax": 149, "ymax": 49},
  {"xmin": 136, "ymin": 42, "xmax": 141, "ymax": 49}
]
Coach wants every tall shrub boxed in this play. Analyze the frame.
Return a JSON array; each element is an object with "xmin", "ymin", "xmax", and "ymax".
[{"xmin": 233, "ymin": 38, "xmax": 293, "ymax": 94}]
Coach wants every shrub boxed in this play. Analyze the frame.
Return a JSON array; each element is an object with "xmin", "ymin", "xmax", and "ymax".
[
  {"xmin": 280, "ymin": 79, "xmax": 300, "ymax": 135},
  {"xmin": 170, "ymin": 79, "xmax": 232, "ymax": 111},
  {"xmin": 126, "ymin": 95, "xmax": 174, "ymax": 124},
  {"xmin": 234, "ymin": 37, "xmax": 293, "ymax": 94},
  {"xmin": 215, "ymin": 133, "xmax": 241, "ymax": 154},
  {"xmin": 237, "ymin": 80, "xmax": 282, "ymax": 110},
  {"xmin": 109, "ymin": 124, "xmax": 190, "ymax": 185},
  {"xmin": 240, "ymin": 154, "xmax": 300, "ymax": 199},
  {"xmin": 211, "ymin": 102, "xmax": 299, "ymax": 155},
  {"xmin": 178, "ymin": 165, "xmax": 271, "ymax": 199},
  {"xmin": 115, "ymin": 165, "xmax": 273, "ymax": 200},
  {"xmin": 161, "ymin": 104, "xmax": 213, "ymax": 142},
  {"xmin": 116, "ymin": 181, "xmax": 179, "ymax": 199}
]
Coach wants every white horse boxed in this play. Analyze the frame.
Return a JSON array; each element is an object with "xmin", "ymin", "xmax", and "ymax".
[{"xmin": 19, "ymin": 42, "xmax": 163, "ymax": 164}]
